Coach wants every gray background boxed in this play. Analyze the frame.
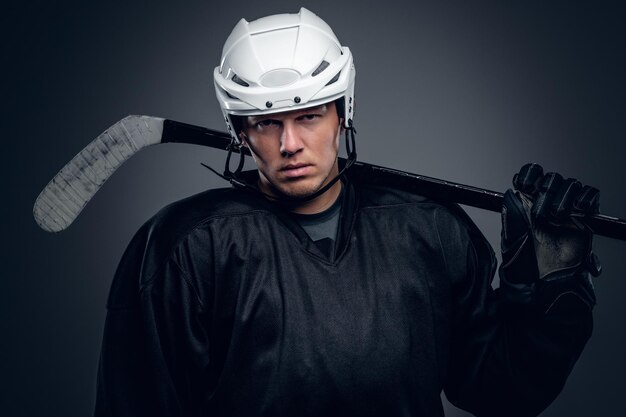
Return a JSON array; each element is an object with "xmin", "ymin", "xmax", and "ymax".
[{"xmin": 3, "ymin": 0, "xmax": 625, "ymax": 416}]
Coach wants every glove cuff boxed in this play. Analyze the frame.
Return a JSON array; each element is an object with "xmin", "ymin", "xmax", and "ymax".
[{"xmin": 500, "ymin": 263, "xmax": 597, "ymax": 311}]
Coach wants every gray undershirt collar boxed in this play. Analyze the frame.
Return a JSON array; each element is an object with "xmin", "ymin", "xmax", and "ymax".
[{"xmin": 290, "ymin": 189, "xmax": 343, "ymax": 243}]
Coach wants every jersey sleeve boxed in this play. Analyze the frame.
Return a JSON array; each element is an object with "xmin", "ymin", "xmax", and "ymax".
[
  {"xmin": 94, "ymin": 218, "xmax": 213, "ymax": 417},
  {"xmin": 436, "ymin": 205, "xmax": 594, "ymax": 417}
]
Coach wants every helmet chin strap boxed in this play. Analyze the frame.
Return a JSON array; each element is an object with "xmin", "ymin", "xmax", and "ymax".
[{"xmin": 202, "ymin": 120, "xmax": 357, "ymax": 205}]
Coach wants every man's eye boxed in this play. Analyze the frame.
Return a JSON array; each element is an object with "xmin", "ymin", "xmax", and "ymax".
[
  {"xmin": 299, "ymin": 114, "xmax": 319, "ymax": 121},
  {"xmin": 256, "ymin": 120, "xmax": 279, "ymax": 128}
]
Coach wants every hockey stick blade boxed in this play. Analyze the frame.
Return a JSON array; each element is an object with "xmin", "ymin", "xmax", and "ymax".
[
  {"xmin": 34, "ymin": 116, "xmax": 626, "ymax": 241},
  {"xmin": 33, "ymin": 116, "xmax": 165, "ymax": 232}
]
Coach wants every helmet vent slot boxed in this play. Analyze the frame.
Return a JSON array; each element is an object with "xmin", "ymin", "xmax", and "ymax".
[
  {"xmin": 221, "ymin": 87, "xmax": 239, "ymax": 100},
  {"xmin": 232, "ymin": 74, "xmax": 250, "ymax": 87},
  {"xmin": 312, "ymin": 60, "xmax": 330, "ymax": 77},
  {"xmin": 325, "ymin": 71, "xmax": 340, "ymax": 86}
]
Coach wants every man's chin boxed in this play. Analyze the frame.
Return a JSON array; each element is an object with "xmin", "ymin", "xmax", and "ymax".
[
  {"xmin": 273, "ymin": 183, "xmax": 321, "ymax": 200},
  {"xmin": 265, "ymin": 177, "xmax": 327, "ymax": 200}
]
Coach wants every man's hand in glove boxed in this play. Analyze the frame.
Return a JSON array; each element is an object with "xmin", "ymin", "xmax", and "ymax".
[{"xmin": 499, "ymin": 163, "xmax": 601, "ymax": 304}]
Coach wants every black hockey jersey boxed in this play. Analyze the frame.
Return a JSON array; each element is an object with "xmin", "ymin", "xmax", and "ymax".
[{"xmin": 95, "ymin": 172, "xmax": 594, "ymax": 417}]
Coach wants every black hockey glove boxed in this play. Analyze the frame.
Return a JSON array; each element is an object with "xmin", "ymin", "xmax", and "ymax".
[{"xmin": 499, "ymin": 163, "xmax": 601, "ymax": 297}]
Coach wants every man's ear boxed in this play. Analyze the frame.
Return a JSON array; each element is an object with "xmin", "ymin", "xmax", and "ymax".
[{"xmin": 238, "ymin": 131, "xmax": 249, "ymax": 147}]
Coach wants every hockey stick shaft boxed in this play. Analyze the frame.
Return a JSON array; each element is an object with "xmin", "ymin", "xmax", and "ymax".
[
  {"xmin": 33, "ymin": 116, "xmax": 626, "ymax": 240},
  {"xmin": 162, "ymin": 119, "xmax": 626, "ymax": 241}
]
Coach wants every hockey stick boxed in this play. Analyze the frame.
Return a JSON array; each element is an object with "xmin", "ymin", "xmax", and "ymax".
[{"xmin": 33, "ymin": 115, "xmax": 626, "ymax": 241}]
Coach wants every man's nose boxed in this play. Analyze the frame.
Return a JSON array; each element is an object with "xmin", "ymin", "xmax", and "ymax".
[{"xmin": 279, "ymin": 122, "xmax": 304, "ymax": 156}]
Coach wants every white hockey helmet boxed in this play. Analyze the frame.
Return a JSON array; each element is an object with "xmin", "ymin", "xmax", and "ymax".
[{"xmin": 214, "ymin": 7, "xmax": 356, "ymax": 141}]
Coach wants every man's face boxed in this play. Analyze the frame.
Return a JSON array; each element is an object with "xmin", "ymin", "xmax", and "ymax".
[{"xmin": 241, "ymin": 102, "xmax": 343, "ymax": 202}]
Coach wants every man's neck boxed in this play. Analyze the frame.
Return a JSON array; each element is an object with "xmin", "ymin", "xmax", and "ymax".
[
  {"xmin": 289, "ymin": 180, "xmax": 343, "ymax": 215},
  {"xmin": 258, "ymin": 178, "xmax": 343, "ymax": 215}
]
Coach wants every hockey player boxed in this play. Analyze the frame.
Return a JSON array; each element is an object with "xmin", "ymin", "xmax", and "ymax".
[{"xmin": 95, "ymin": 8, "xmax": 600, "ymax": 417}]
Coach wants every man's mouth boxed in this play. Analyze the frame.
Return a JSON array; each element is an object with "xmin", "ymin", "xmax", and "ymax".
[{"xmin": 280, "ymin": 163, "xmax": 313, "ymax": 177}]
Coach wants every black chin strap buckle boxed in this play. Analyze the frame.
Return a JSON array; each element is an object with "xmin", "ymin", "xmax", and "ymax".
[
  {"xmin": 224, "ymin": 139, "xmax": 246, "ymax": 179},
  {"xmin": 200, "ymin": 138, "xmax": 247, "ymax": 187},
  {"xmin": 343, "ymin": 121, "xmax": 357, "ymax": 172},
  {"xmin": 225, "ymin": 139, "xmax": 243, "ymax": 153}
]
